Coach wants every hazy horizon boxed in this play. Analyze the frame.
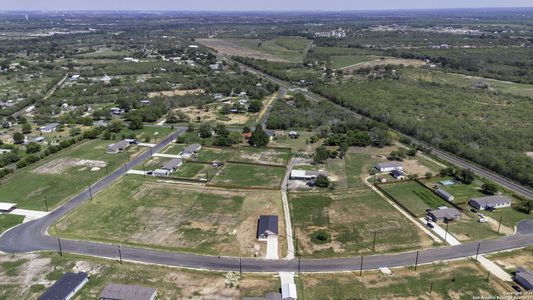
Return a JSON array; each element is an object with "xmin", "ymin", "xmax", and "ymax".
[{"xmin": 2, "ymin": 0, "xmax": 533, "ymax": 12}]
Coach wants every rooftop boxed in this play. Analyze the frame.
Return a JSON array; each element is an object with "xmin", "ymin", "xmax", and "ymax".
[
  {"xmin": 183, "ymin": 143, "xmax": 202, "ymax": 153},
  {"xmin": 40, "ymin": 123, "xmax": 60, "ymax": 131},
  {"xmin": 161, "ymin": 158, "xmax": 182, "ymax": 170},
  {"xmin": 38, "ymin": 272, "xmax": 88, "ymax": 300},
  {"xmin": 428, "ymin": 207, "xmax": 461, "ymax": 219},
  {"xmin": 107, "ymin": 140, "xmax": 130, "ymax": 151},
  {"xmin": 516, "ymin": 267, "xmax": 533, "ymax": 284},
  {"xmin": 258, "ymin": 215, "xmax": 278, "ymax": 236},
  {"xmin": 376, "ymin": 161, "xmax": 403, "ymax": 169},
  {"xmin": 0, "ymin": 202, "xmax": 17, "ymax": 211},
  {"xmin": 99, "ymin": 283, "xmax": 157, "ymax": 300},
  {"xmin": 470, "ymin": 195, "xmax": 512, "ymax": 206}
]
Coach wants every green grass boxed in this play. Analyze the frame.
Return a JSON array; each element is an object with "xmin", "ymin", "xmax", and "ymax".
[
  {"xmin": 0, "ymin": 214, "xmax": 24, "ymax": 234},
  {"xmin": 1, "ymin": 259, "xmax": 27, "ymax": 277},
  {"xmin": 380, "ymin": 181, "xmax": 451, "ymax": 217},
  {"xmin": 210, "ymin": 163, "xmax": 285, "ymax": 188},
  {"xmin": 289, "ymin": 188, "xmax": 430, "ymax": 257},
  {"xmin": 53, "ymin": 176, "xmax": 282, "ymax": 256},
  {"xmin": 488, "ymin": 206, "xmax": 533, "ymax": 229},
  {"xmin": 296, "ymin": 261, "xmax": 506, "ymax": 299},
  {"xmin": 225, "ymin": 37, "xmax": 312, "ymax": 62},
  {"xmin": 345, "ymin": 152, "xmax": 375, "ymax": 189},
  {"xmin": 331, "ymin": 55, "xmax": 375, "ymax": 69},
  {"xmin": 421, "ymin": 178, "xmax": 485, "ymax": 205}
]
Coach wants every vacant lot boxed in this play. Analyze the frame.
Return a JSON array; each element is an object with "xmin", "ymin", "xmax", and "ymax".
[
  {"xmin": 331, "ymin": 55, "xmax": 376, "ymax": 69},
  {"xmin": 0, "ymin": 252, "xmax": 279, "ymax": 300},
  {"xmin": 380, "ymin": 181, "xmax": 451, "ymax": 217},
  {"xmin": 488, "ymin": 247, "xmax": 533, "ymax": 273},
  {"xmin": 209, "ymin": 163, "xmax": 286, "ymax": 189},
  {"xmin": 339, "ymin": 57, "xmax": 426, "ymax": 73},
  {"xmin": 194, "ymin": 146, "xmax": 291, "ymax": 166},
  {"xmin": 289, "ymin": 188, "xmax": 433, "ymax": 257},
  {"xmin": 53, "ymin": 177, "xmax": 284, "ymax": 257},
  {"xmin": 0, "ymin": 139, "xmax": 143, "ymax": 210},
  {"xmin": 197, "ymin": 37, "xmax": 311, "ymax": 62},
  {"xmin": 296, "ymin": 260, "xmax": 511, "ymax": 299}
]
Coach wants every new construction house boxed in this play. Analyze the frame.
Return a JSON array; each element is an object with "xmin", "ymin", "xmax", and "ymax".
[
  {"xmin": 106, "ymin": 140, "xmax": 130, "ymax": 154},
  {"xmin": 468, "ymin": 195, "xmax": 512, "ymax": 211}
]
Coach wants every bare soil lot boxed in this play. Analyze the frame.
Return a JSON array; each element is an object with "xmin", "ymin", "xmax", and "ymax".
[
  {"xmin": 339, "ymin": 58, "xmax": 426, "ymax": 73},
  {"xmin": 197, "ymin": 38, "xmax": 290, "ymax": 62},
  {"xmin": 147, "ymin": 88, "xmax": 204, "ymax": 98}
]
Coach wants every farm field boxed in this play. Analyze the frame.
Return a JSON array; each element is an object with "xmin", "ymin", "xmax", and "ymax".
[
  {"xmin": 0, "ymin": 139, "xmax": 144, "ymax": 210},
  {"xmin": 197, "ymin": 37, "xmax": 312, "ymax": 62},
  {"xmin": 0, "ymin": 252, "xmax": 280, "ymax": 300},
  {"xmin": 330, "ymin": 55, "xmax": 376, "ymax": 69},
  {"xmin": 379, "ymin": 181, "xmax": 451, "ymax": 217},
  {"xmin": 295, "ymin": 260, "xmax": 511, "ymax": 299},
  {"xmin": 52, "ymin": 177, "xmax": 285, "ymax": 257},
  {"xmin": 209, "ymin": 162, "xmax": 285, "ymax": 189},
  {"xmin": 289, "ymin": 188, "xmax": 433, "ymax": 258}
]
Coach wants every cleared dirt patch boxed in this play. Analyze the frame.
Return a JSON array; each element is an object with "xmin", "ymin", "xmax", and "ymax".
[
  {"xmin": 340, "ymin": 58, "xmax": 426, "ymax": 73},
  {"xmin": 148, "ymin": 88, "xmax": 204, "ymax": 98},
  {"xmin": 32, "ymin": 157, "xmax": 82, "ymax": 175},
  {"xmin": 197, "ymin": 38, "xmax": 290, "ymax": 62}
]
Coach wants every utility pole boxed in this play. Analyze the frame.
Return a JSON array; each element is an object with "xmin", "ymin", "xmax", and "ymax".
[
  {"xmin": 43, "ymin": 196, "xmax": 48, "ymax": 212},
  {"xmin": 497, "ymin": 216, "xmax": 503, "ymax": 234},
  {"xmin": 149, "ymin": 147, "xmax": 153, "ymax": 157},
  {"xmin": 475, "ymin": 242, "xmax": 481, "ymax": 260},
  {"xmin": 105, "ymin": 162, "xmax": 109, "ymax": 174},
  {"xmin": 486, "ymin": 271, "xmax": 490, "ymax": 282},
  {"xmin": 143, "ymin": 162, "xmax": 146, "ymax": 177},
  {"xmin": 57, "ymin": 237, "xmax": 63, "ymax": 256},
  {"xmin": 126, "ymin": 149, "xmax": 130, "ymax": 161},
  {"xmin": 414, "ymin": 251, "xmax": 419, "ymax": 271},
  {"xmin": 298, "ymin": 257, "xmax": 301, "ymax": 275},
  {"xmin": 372, "ymin": 232, "xmax": 377, "ymax": 252},
  {"xmin": 429, "ymin": 281, "xmax": 433, "ymax": 294},
  {"xmin": 118, "ymin": 245, "xmax": 122, "ymax": 264},
  {"xmin": 359, "ymin": 256, "xmax": 364, "ymax": 277},
  {"xmin": 239, "ymin": 258, "xmax": 242, "ymax": 276},
  {"xmin": 88, "ymin": 186, "xmax": 93, "ymax": 200}
]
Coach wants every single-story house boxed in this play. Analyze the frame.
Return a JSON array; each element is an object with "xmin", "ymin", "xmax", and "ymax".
[
  {"xmin": 288, "ymin": 131, "xmax": 299, "ymax": 139},
  {"xmin": 39, "ymin": 123, "xmax": 60, "ymax": 133},
  {"xmin": 213, "ymin": 93, "xmax": 224, "ymax": 101},
  {"xmin": 106, "ymin": 140, "xmax": 130, "ymax": 154},
  {"xmin": 31, "ymin": 136, "xmax": 46, "ymax": 143},
  {"xmin": 180, "ymin": 144, "xmax": 202, "ymax": 158},
  {"xmin": 99, "ymin": 283, "xmax": 157, "ymax": 300},
  {"xmin": 38, "ymin": 272, "xmax": 89, "ymax": 300},
  {"xmin": 427, "ymin": 207, "xmax": 461, "ymax": 222},
  {"xmin": 468, "ymin": 195, "xmax": 512, "ymax": 211},
  {"xmin": 70, "ymin": 74, "xmax": 80, "ymax": 81},
  {"xmin": 440, "ymin": 179, "xmax": 455, "ymax": 186},
  {"xmin": 375, "ymin": 162, "xmax": 403, "ymax": 173},
  {"xmin": 161, "ymin": 158, "xmax": 183, "ymax": 172},
  {"xmin": 110, "ymin": 107, "xmax": 125, "ymax": 115},
  {"xmin": 290, "ymin": 170, "xmax": 328, "ymax": 181},
  {"xmin": 391, "ymin": 169, "xmax": 406, "ymax": 180},
  {"xmin": 140, "ymin": 99, "xmax": 150, "ymax": 105},
  {"xmin": 101, "ymin": 75, "xmax": 112, "ymax": 82},
  {"xmin": 281, "ymin": 283, "xmax": 297, "ymax": 300},
  {"xmin": 0, "ymin": 148, "xmax": 12, "ymax": 154},
  {"xmin": 515, "ymin": 267, "xmax": 533, "ymax": 290},
  {"xmin": 153, "ymin": 169, "xmax": 170, "ymax": 177},
  {"xmin": 209, "ymin": 63, "xmax": 220, "ymax": 70},
  {"xmin": 0, "ymin": 202, "xmax": 17, "ymax": 212},
  {"xmin": 257, "ymin": 215, "xmax": 278, "ymax": 240},
  {"xmin": 435, "ymin": 188, "xmax": 455, "ymax": 202}
]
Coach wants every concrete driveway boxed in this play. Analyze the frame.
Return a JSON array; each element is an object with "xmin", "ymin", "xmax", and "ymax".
[{"xmin": 265, "ymin": 235, "xmax": 279, "ymax": 260}]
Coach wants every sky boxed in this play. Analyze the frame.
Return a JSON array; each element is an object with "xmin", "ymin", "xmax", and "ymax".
[{"xmin": 1, "ymin": 0, "xmax": 533, "ymax": 11}]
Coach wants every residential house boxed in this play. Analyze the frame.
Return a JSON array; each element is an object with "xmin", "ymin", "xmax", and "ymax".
[
  {"xmin": 375, "ymin": 162, "xmax": 403, "ymax": 173},
  {"xmin": 38, "ymin": 272, "xmax": 89, "ymax": 300},
  {"xmin": 288, "ymin": 131, "xmax": 299, "ymax": 139},
  {"xmin": 427, "ymin": 207, "xmax": 461, "ymax": 223},
  {"xmin": 31, "ymin": 136, "xmax": 45, "ymax": 143},
  {"xmin": 153, "ymin": 169, "xmax": 170, "ymax": 177},
  {"xmin": 161, "ymin": 158, "xmax": 183, "ymax": 173},
  {"xmin": 391, "ymin": 169, "xmax": 406, "ymax": 180},
  {"xmin": 101, "ymin": 75, "xmax": 113, "ymax": 83},
  {"xmin": 180, "ymin": 144, "xmax": 202, "ymax": 159},
  {"xmin": 140, "ymin": 99, "xmax": 150, "ymax": 105},
  {"xmin": 213, "ymin": 93, "xmax": 224, "ymax": 101},
  {"xmin": 281, "ymin": 283, "xmax": 297, "ymax": 300},
  {"xmin": 0, "ymin": 148, "xmax": 12, "ymax": 154},
  {"xmin": 515, "ymin": 268, "xmax": 533, "ymax": 290},
  {"xmin": 209, "ymin": 63, "xmax": 220, "ymax": 70},
  {"xmin": 290, "ymin": 170, "xmax": 328, "ymax": 181},
  {"xmin": 469, "ymin": 195, "xmax": 512, "ymax": 211},
  {"xmin": 39, "ymin": 123, "xmax": 60, "ymax": 133},
  {"xmin": 110, "ymin": 107, "xmax": 125, "ymax": 115},
  {"xmin": 435, "ymin": 188, "xmax": 455, "ymax": 202},
  {"xmin": 106, "ymin": 140, "xmax": 130, "ymax": 154},
  {"xmin": 99, "ymin": 283, "xmax": 157, "ymax": 300},
  {"xmin": 70, "ymin": 74, "xmax": 80, "ymax": 81},
  {"xmin": 257, "ymin": 215, "xmax": 278, "ymax": 240}
]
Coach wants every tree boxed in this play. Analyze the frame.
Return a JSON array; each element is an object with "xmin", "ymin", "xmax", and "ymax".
[
  {"xmin": 247, "ymin": 100, "xmax": 262, "ymax": 113},
  {"xmin": 165, "ymin": 112, "xmax": 178, "ymax": 124},
  {"xmin": 199, "ymin": 124, "xmax": 213, "ymax": 138},
  {"xmin": 458, "ymin": 168, "xmax": 475, "ymax": 184},
  {"xmin": 70, "ymin": 127, "xmax": 81, "ymax": 136},
  {"xmin": 25, "ymin": 142, "xmax": 41, "ymax": 154},
  {"xmin": 13, "ymin": 132, "xmax": 24, "ymax": 144},
  {"xmin": 481, "ymin": 183, "xmax": 498, "ymax": 195},
  {"xmin": 315, "ymin": 174, "xmax": 330, "ymax": 188},
  {"xmin": 313, "ymin": 146, "xmax": 330, "ymax": 164},
  {"xmin": 425, "ymin": 172, "xmax": 433, "ymax": 178},
  {"xmin": 242, "ymin": 126, "xmax": 251, "ymax": 133},
  {"xmin": 109, "ymin": 119, "xmax": 124, "ymax": 133},
  {"xmin": 128, "ymin": 115, "xmax": 143, "ymax": 130},
  {"xmin": 249, "ymin": 127, "xmax": 269, "ymax": 147},
  {"xmin": 21, "ymin": 123, "xmax": 32, "ymax": 134}
]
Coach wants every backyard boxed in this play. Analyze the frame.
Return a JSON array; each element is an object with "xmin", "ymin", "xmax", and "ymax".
[{"xmin": 209, "ymin": 162, "xmax": 286, "ymax": 189}]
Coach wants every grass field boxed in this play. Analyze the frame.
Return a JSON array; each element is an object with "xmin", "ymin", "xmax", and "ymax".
[
  {"xmin": 0, "ymin": 252, "xmax": 280, "ymax": 300},
  {"xmin": 331, "ymin": 55, "xmax": 375, "ymax": 69},
  {"xmin": 52, "ymin": 177, "xmax": 284, "ymax": 256},
  {"xmin": 380, "ymin": 181, "xmax": 451, "ymax": 217},
  {"xmin": 289, "ymin": 188, "xmax": 433, "ymax": 257},
  {"xmin": 345, "ymin": 152, "xmax": 376, "ymax": 189},
  {"xmin": 0, "ymin": 214, "xmax": 24, "ymax": 235},
  {"xmin": 296, "ymin": 260, "xmax": 511, "ymax": 299},
  {"xmin": 421, "ymin": 178, "xmax": 485, "ymax": 205},
  {"xmin": 0, "ymin": 139, "xmax": 141, "ymax": 210},
  {"xmin": 488, "ymin": 247, "xmax": 533, "ymax": 273},
  {"xmin": 210, "ymin": 163, "xmax": 285, "ymax": 188}
]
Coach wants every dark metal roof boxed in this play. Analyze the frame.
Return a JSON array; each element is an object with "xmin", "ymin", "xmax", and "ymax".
[
  {"xmin": 38, "ymin": 272, "xmax": 88, "ymax": 300},
  {"xmin": 257, "ymin": 215, "xmax": 278, "ymax": 236}
]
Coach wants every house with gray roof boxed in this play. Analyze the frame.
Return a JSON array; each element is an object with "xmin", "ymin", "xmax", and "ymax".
[
  {"xmin": 515, "ymin": 267, "xmax": 533, "ymax": 290},
  {"xmin": 435, "ymin": 188, "xmax": 455, "ymax": 202},
  {"xmin": 375, "ymin": 161, "xmax": 403, "ymax": 172},
  {"xmin": 39, "ymin": 123, "xmax": 60, "ymax": 133},
  {"xmin": 257, "ymin": 215, "xmax": 278, "ymax": 240},
  {"xmin": 180, "ymin": 143, "xmax": 202, "ymax": 158},
  {"xmin": 38, "ymin": 272, "xmax": 88, "ymax": 300},
  {"xmin": 427, "ymin": 207, "xmax": 461, "ymax": 222},
  {"xmin": 99, "ymin": 283, "xmax": 157, "ymax": 300},
  {"xmin": 468, "ymin": 195, "xmax": 512, "ymax": 211},
  {"xmin": 161, "ymin": 158, "xmax": 183, "ymax": 172},
  {"xmin": 106, "ymin": 140, "xmax": 130, "ymax": 154}
]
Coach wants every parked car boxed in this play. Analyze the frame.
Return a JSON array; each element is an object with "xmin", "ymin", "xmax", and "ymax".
[
  {"xmin": 511, "ymin": 285, "xmax": 522, "ymax": 293},
  {"xmin": 477, "ymin": 213, "xmax": 485, "ymax": 218},
  {"xmin": 479, "ymin": 218, "xmax": 488, "ymax": 223},
  {"xmin": 426, "ymin": 222, "xmax": 434, "ymax": 228},
  {"xmin": 146, "ymin": 171, "xmax": 153, "ymax": 175}
]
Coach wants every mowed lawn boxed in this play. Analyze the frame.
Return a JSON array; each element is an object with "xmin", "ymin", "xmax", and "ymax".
[
  {"xmin": 52, "ymin": 177, "xmax": 284, "ymax": 256},
  {"xmin": 296, "ymin": 261, "xmax": 511, "ymax": 299},
  {"xmin": 0, "ymin": 139, "xmax": 138, "ymax": 210},
  {"xmin": 289, "ymin": 188, "xmax": 433, "ymax": 257},
  {"xmin": 0, "ymin": 214, "xmax": 24, "ymax": 234},
  {"xmin": 331, "ymin": 55, "xmax": 375, "ymax": 69},
  {"xmin": 345, "ymin": 152, "xmax": 376, "ymax": 189},
  {"xmin": 380, "ymin": 181, "xmax": 451, "ymax": 217},
  {"xmin": 209, "ymin": 163, "xmax": 286, "ymax": 188},
  {"xmin": 421, "ymin": 177, "xmax": 486, "ymax": 205}
]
